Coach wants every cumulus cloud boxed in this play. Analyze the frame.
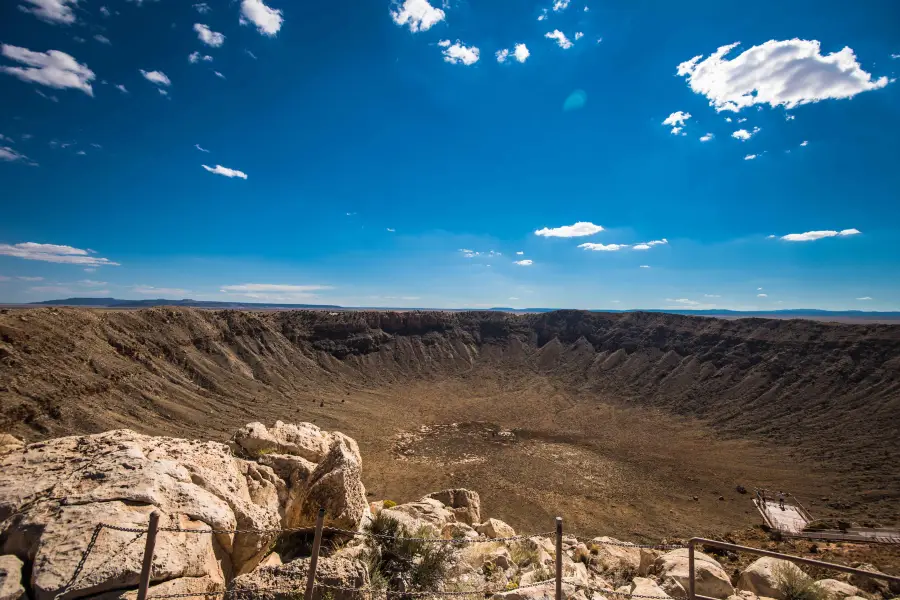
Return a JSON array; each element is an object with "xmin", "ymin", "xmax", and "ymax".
[
  {"xmin": 188, "ymin": 51, "xmax": 213, "ymax": 63},
  {"xmin": 18, "ymin": 0, "xmax": 77, "ymax": 24},
  {"xmin": 579, "ymin": 243, "xmax": 626, "ymax": 251},
  {"xmin": 574, "ymin": 32, "xmax": 584, "ymax": 40},
  {"xmin": 732, "ymin": 129, "xmax": 753, "ymax": 140},
  {"xmin": 676, "ymin": 39, "xmax": 889, "ymax": 112},
  {"xmin": 700, "ymin": 133, "xmax": 714, "ymax": 142},
  {"xmin": 140, "ymin": 69, "xmax": 170, "ymax": 86},
  {"xmin": 0, "ymin": 242, "xmax": 120, "ymax": 266},
  {"xmin": 663, "ymin": 111, "xmax": 690, "ymax": 134},
  {"xmin": 516, "ymin": 251, "xmax": 524, "ymax": 255},
  {"xmin": 194, "ymin": 23, "xmax": 225, "ymax": 47},
  {"xmin": 391, "ymin": 0, "xmax": 444, "ymax": 33},
  {"xmin": 552, "ymin": 0, "xmax": 569, "ymax": 11},
  {"xmin": 632, "ymin": 239, "xmax": 668, "ymax": 250},
  {"xmin": 514, "ymin": 259, "xmax": 534, "ymax": 266},
  {"xmin": 202, "ymin": 164, "xmax": 247, "ymax": 179},
  {"xmin": 513, "ymin": 43, "xmax": 530, "ymax": 63},
  {"xmin": 744, "ymin": 154, "xmax": 757, "ymax": 160},
  {"xmin": 780, "ymin": 229, "xmax": 860, "ymax": 242},
  {"xmin": 537, "ymin": 8, "xmax": 547, "ymax": 20},
  {"xmin": 194, "ymin": 2, "xmax": 210, "ymax": 13},
  {"xmin": 440, "ymin": 40, "xmax": 479, "ymax": 65},
  {"xmin": 1, "ymin": 45, "xmax": 95, "ymax": 96},
  {"xmin": 800, "ymin": 140, "xmax": 808, "ymax": 146},
  {"xmin": 133, "ymin": 286, "xmax": 189, "ymax": 296},
  {"xmin": 545, "ymin": 30, "xmax": 573, "ymax": 49},
  {"xmin": 240, "ymin": 0, "xmax": 283, "ymax": 36},
  {"xmin": 495, "ymin": 49, "xmax": 509, "ymax": 63},
  {"xmin": 535, "ymin": 222, "xmax": 603, "ymax": 237},
  {"xmin": 93, "ymin": 34, "xmax": 111, "ymax": 45}
]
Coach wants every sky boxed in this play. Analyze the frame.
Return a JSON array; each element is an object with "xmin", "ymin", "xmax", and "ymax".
[{"xmin": 1, "ymin": 0, "xmax": 899, "ymax": 311}]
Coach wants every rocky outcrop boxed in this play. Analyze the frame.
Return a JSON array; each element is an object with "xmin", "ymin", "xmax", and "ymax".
[
  {"xmin": 815, "ymin": 579, "xmax": 860, "ymax": 600},
  {"xmin": 0, "ymin": 555, "xmax": 25, "ymax": 600},
  {"xmin": 228, "ymin": 555, "xmax": 368, "ymax": 600},
  {"xmin": 232, "ymin": 422, "xmax": 333, "ymax": 464},
  {"xmin": 0, "ymin": 435, "xmax": 23, "ymax": 457},
  {"xmin": 477, "ymin": 519, "xmax": 516, "ymax": 539},
  {"xmin": 631, "ymin": 577, "xmax": 671, "ymax": 599},
  {"xmin": 425, "ymin": 490, "xmax": 481, "ymax": 525},
  {"xmin": 737, "ymin": 557, "xmax": 808, "ymax": 600},
  {"xmin": 655, "ymin": 549, "xmax": 733, "ymax": 599},
  {"xmin": 0, "ymin": 422, "xmax": 365, "ymax": 600}
]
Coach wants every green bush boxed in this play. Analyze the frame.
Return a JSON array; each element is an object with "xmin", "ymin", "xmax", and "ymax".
[
  {"xmin": 362, "ymin": 512, "xmax": 455, "ymax": 597},
  {"xmin": 383, "ymin": 500, "xmax": 397, "ymax": 509},
  {"xmin": 774, "ymin": 564, "xmax": 826, "ymax": 600}
]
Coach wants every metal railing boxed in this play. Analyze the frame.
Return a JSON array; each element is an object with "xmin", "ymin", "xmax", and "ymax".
[{"xmin": 687, "ymin": 538, "xmax": 900, "ymax": 600}]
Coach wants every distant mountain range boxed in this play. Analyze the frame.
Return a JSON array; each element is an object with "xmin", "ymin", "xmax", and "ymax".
[{"xmin": 15, "ymin": 297, "xmax": 900, "ymax": 320}]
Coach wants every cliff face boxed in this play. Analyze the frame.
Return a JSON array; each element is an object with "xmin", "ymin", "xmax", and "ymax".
[{"xmin": 1, "ymin": 307, "xmax": 898, "ymax": 529}]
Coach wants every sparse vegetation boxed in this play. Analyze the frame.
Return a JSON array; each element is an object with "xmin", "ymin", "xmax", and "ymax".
[
  {"xmin": 362, "ymin": 511, "xmax": 456, "ymax": 597},
  {"xmin": 774, "ymin": 564, "xmax": 826, "ymax": 600},
  {"xmin": 383, "ymin": 500, "xmax": 397, "ymax": 509},
  {"xmin": 509, "ymin": 542, "xmax": 539, "ymax": 568}
]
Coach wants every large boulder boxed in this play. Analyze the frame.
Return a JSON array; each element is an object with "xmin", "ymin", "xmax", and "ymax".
[
  {"xmin": 381, "ymin": 498, "xmax": 456, "ymax": 537},
  {"xmin": 631, "ymin": 577, "xmax": 671, "ymax": 599},
  {"xmin": 228, "ymin": 555, "xmax": 368, "ymax": 600},
  {"xmin": 0, "ymin": 435, "xmax": 23, "ymax": 457},
  {"xmin": 738, "ymin": 557, "xmax": 810, "ymax": 600},
  {"xmin": 815, "ymin": 579, "xmax": 859, "ymax": 600},
  {"xmin": 0, "ymin": 555, "xmax": 25, "ymax": 600},
  {"xmin": 848, "ymin": 563, "xmax": 896, "ymax": 596},
  {"xmin": 477, "ymin": 518, "xmax": 516, "ymax": 539},
  {"xmin": 425, "ymin": 489, "xmax": 481, "ymax": 525},
  {"xmin": 232, "ymin": 421, "xmax": 334, "ymax": 463},
  {"xmin": 293, "ymin": 434, "xmax": 367, "ymax": 531},
  {"xmin": 655, "ymin": 548, "xmax": 734, "ymax": 599},
  {"xmin": 586, "ymin": 538, "xmax": 643, "ymax": 574}
]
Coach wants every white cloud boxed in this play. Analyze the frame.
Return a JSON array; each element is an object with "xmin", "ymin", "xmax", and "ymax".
[
  {"xmin": 579, "ymin": 243, "xmax": 626, "ymax": 252},
  {"xmin": 188, "ymin": 51, "xmax": 213, "ymax": 63},
  {"xmin": 574, "ymin": 32, "xmax": 584, "ymax": 40},
  {"xmin": 704, "ymin": 294, "xmax": 721, "ymax": 298},
  {"xmin": 202, "ymin": 164, "xmax": 247, "ymax": 179},
  {"xmin": 632, "ymin": 238, "xmax": 668, "ymax": 250},
  {"xmin": 495, "ymin": 49, "xmax": 509, "ymax": 63},
  {"xmin": 391, "ymin": 0, "xmax": 444, "ymax": 33},
  {"xmin": 115, "ymin": 83, "xmax": 128, "ymax": 93},
  {"xmin": 509, "ymin": 297, "xmax": 519, "ymax": 300},
  {"xmin": 246, "ymin": 50, "xmax": 258, "ymax": 60},
  {"xmin": 785, "ymin": 114, "xmax": 795, "ymax": 121},
  {"xmin": 440, "ymin": 41, "xmax": 479, "ymax": 65},
  {"xmin": 99, "ymin": 6, "xmax": 110, "ymax": 17},
  {"xmin": 83, "ymin": 267, "xmax": 96, "ymax": 272},
  {"xmin": 639, "ymin": 265, "xmax": 650, "ymax": 268},
  {"xmin": 757, "ymin": 293, "xmax": 768, "ymax": 297},
  {"xmin": 700, "ymin": 133, "xmax": 714, "ymax": 142},
  {"xmin": 545, "ymin": 30, "xmax": 573, "ymax": 49},
  {"xmin": 194, "ymin": 23, "xmax": 225, "ymax": 47},
  {"xmin": 800, "ymin": 140, "xmax": 808, "ymax": 146},
  {"xmin": 744, "ymin": 154, "xmax": 757, "ymax": 160},
  {"xmin": 553, "ymin": 0, "xmax": 569, "ymax": 11},
  {"xmin": 535, "ymin": 222, "xmax": 603, "ymax": 237},
  {"xmin": 514, "ymin": 259, "xmax": 534, "ymax": 266},
  {"xmin": 158, "ymin": 89, "xmax": 168, "ymax": 97},
  {"xmin": 670, "ymin": 127, "xmax": 683, "ymax": 135},
  {"xmin": 0, "ymin": 146, "xmax": 34, "ymax": 164},
  {"xmin": 1, "ymin": 45, "xmax": 95, "ymax": 96},
  {"xmin": 737, "ymin": 118, "xmax": 747, "ymax": 123},
  {"xmin": 221, "ymin": 283, "xmax": 331, "ymax": 295},
  {"xmin": 458, "ymin": 249, "xmax": 501, "ymax": 259},
  {"xmin": 732, "ymin": 129, "xmax": 753, "ymax": 141},
  {"xmin": 724, "ymin": 117, "xmax": 732, "ymax": 123},
  {"xmin": 666, "ymin": 298, "xmax": 700, "ymax": 305},
  {"xmin": 18, "ymin": 276, "xmax": 44, "ymax": 281},
  {"xmin": 386, "ymin": 228, "xmax": 395, "ymax": 232},
  {"xmin": 133, "ymin": 286, "xmax": 189, "ymax": 296},
  {"xmin": 18, "ymin": 0, "xmax": 77, "ymax": 24},
  {"xmin": 513, "ymin": 43, "xmax": 530, "ymax": 63},
  {"xmin": 214, "ymin": 71, "xmax": 225, "ymax": 79},
  {"xmin": 194, "ymin": 2, "xmax": 210, "ymax": 13},
  {"xmin": 537, "ymin": 8, "xmax": 547, "ymax": 20},
  {"xmin": 0, "ymin": 242, "xmax": 120, "ymax": 266},
  {"xmin": 94, "ymin": 35, "xmax": 111, "ymax": 45},
  {"xmin": 779, "ymin": 229, "xmax": 860, "ymax": 242},
  {"xmin": 241, "ymin": 0, "xmax": 283, "ymax": 36},
  {"xmin": 77, "ymin": 279, "xmax": 107, "ymax": 286},
  {"xmin": 663, "ymin": 111, "xmax": 690, "ymax": 134},
  {"xmin": 516, "ymin": 251, "xmax": 524, "ymax": 255},
  {"xmin": 584, "ymin": 5, "xmax": 589, "ymax": 10},
  {"xmin": 676, "ymin": 39, "xmax": 889, "ymax": 112},
  {"xmin": 75, "ymin": 150, "xmax": 86, "ymax": 155},
  {"xmin": 857, "ymin": 296, "xmax": 872, "ymax": 300},
  {"xmin": 140, "ymin": 69, "xmax": 171, "ymax": 86},
  {"xmin": 195, "ymin": 143, "xmax": 210, "ymax": 152}
]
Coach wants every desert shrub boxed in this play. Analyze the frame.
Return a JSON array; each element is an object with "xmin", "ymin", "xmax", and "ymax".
[
  {"xmin": 362, "ymin": 512, "xmax": 455, "ymax": 597},
  {"xmin": 383, "ymin": 500, "xmax": 397, "ymax": 509},
  {"xmin": 774, "ymin": 564, "xmax": 826, "ymax": 600},
  {"xmin": 530, "ymin": 564, "xmax": 553, "ymax": 583},
  {"xmin": 509, "ymin": 542, "xmax": 539, "ymax": 567},
  {"xmin": 506, "ymin": 582, "xmax": 519, "ymax": 591}
]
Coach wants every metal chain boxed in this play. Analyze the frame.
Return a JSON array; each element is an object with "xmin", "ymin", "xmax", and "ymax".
[
  {"xmin": 54, "ymin": 523, "xmax": 104, "ymax": 600},
  {"xmin": 567, "ymin": 536, "xmax": 686, "ymax": 550},
  {"xmin": 564, "ymin": 579, "xmax": 675, "ymax": 599}
]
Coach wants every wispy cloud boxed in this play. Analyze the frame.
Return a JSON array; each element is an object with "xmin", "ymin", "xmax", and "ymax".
[
  {"xmin": 1, "ymin": 45, "xmax": 95, "ymax": 96},
  {"xmin": 18, "ymin": 0, "xmax": 77, "ymax": 24},
  {"xmin": 856, "ymin": 296, "xmax": 872, "ymax": 300},
  {"xmin": 390, "ymin": 0, "xmax": 444, "ymax": 33},
  {"xmin": 386, "ymin": 228, "xmax": 396, "ymax": 232},
  {"xmin": 779, "ymin": 229, "xmax": 860, "ymax": 242},
  {"xmin": 202, "ymin": 164, "xmax": 247, "ymax": 179},
  {"xmin": 193, "ymin": 2, "xmax": 210, "ymax": 13},
  {"xmin": 744, "ymin": 154, "xmax": 757, "ymax": 160},
  {"xmin": 699, "ymin": 133, "xmax": 714, "ymax": 142},
  {"xmin": 459, "ymin": 249, "xmax": 501, "ymax": 258},
  {"xmin": 0, "ymin": 242, "xmax": 120, "ymax": 266},
  {"xmin": 666, "ymin": 298, "xmax": 700, "ymax": 306},
  {"xmin": 514, "ymin": 259, "xmax": 533, "ymax": 266},
  {"xmin": 632, "ymin": 239, "xmax": 668, "ymax": 250},
  {"xmin": 704, "ymin": 294, "xmax": 721, "ymax": 298},
  {"xmin": 639, "ymin": 265, "xmax": 650, "ymax": 268},
  {"xmin": 194, "ymin": 23, "xmax": 225, "ymax": 47},
  {"xmin": 439, "ymin": 40, "xmax": 480, "ymax": 65},
  {"xmin": 195, "ymin": 143, "xmax": 210, "ymax": 153},
  {"xmin": 115, "ymin": 83, "xmax": 128, "ymax": 93},
  {"xmin": 552, "ymin": 0, "xmax": 569, "ymax": 11},
  {"xmin": 578, "ymin": 243, "xmax": 627, "ymax": 252},
  {"xmin": 534, "ymin": 222, "xmax": 603, "ymax": 237},
  {"xmin": 140, "ymin": 69, "xmax": 171, "ymax": 87},
  {"xmin": 214, "ymin": 71, "xmax": 225, "ymax": 79},
  {"xmin": 676, "ymin": 39, "xmax": 889, "ymax": 112},
  {"xmin": 18, "ymin": 276, "xmax": 44, "ymax": 281},
  {"xmin": 0, "ymin": 146, "xmax": 35, "ymax": 165},
  {"xmin": 544, "ymin": 30, "xmax": 573, "ymax": 49},
  {"xmin": 222, "ymin": 283, "xmax": 331, "ymax": 293},
  {"xmin": 133, "ymin": 285, "xmax": 189, "ymax": 296},
  {"xmin": 757, "ymin": 293, "xmax": 768, "ymax": 297},
  {"xmin": 188, "ymin": 51, "xmax": 213, "ymax": 64},
  {"xmin": 93, "ymin": 34, "xmax": 111, "ymax": 45}
]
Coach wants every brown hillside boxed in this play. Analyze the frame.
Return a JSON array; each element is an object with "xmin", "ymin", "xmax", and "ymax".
[{"xmin": 1, "ymin": 307, "xmax": 897, "ymax": 538}]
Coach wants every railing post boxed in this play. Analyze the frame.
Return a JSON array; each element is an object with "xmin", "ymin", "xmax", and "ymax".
[
  {"xmin": 688, "ymin": 540, "xmax": 696, "ymax": 600},
  {"xmin": 555, "ymin": 516, "xmax": 563, "ymax": 600},
  {"xmin": 304, "ymin": 508, "xmax": 326, "ymax": 600},
  {"xmin": 137, "ymin": 511, "xmax": 161, "ymax": 600}
]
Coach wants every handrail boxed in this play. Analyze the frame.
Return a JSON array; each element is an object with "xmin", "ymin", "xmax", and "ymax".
[{"xmin": 687, "ymin": 537, "xmax": 900, "ymax": 600}]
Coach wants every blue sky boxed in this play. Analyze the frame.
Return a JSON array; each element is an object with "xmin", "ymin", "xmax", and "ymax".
[{"xmin": 1, "ymin": 0, "xmax": 899, "ymax": 310}]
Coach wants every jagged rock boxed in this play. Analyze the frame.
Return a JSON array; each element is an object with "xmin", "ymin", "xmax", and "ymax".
[
  {"xmin": 295, "ymin": 434, "xmax": 367, "ymax": 531},
  {"xmin": 258, "ymin": 553, "xmax": 283, "ymax": 569},
  {"xmin": 848, "ymin": 563, "xmax": 895, "ymax": 596},
  {"xmin": 815, "ymin": 579, "xmax": 859, "ymax": 600},
  {"xmin": 425, "ymin": 489, "xmax": 481, "ymax": 525},
  {"xmin": 574, "ymin": 543, "xmax": 591, "ymax": 564},
  {"xmin": 228, "ymin": 555, "xmax": 368, "ymax": 600},
  {"xmin": 232, "ymin": 421, "xmax": 333, "ymax": 463},
  {"xmin": 631, "ymin": 577, "xmax": 671, "ymax": 599},
  {"xmin": 89, "ymin": 576, "xmax": 224, "ymax": 600},
  {"xmin": 655, "ymin": 548, "xmax": 733, "ymax": 599},
  {"xmin": 738, "ymin": 557, "xmax": 809, "ymax": 600},
  {"xmin": 488, "ymin": 547, "xmax": 514, "ymax": 570},
  {"xmin": 0, "ymin": 555, "xmax": 25, "ymax": 600},
  {"xmin": 385, "ymin": 497, "xmax": 455, "ymax": 533},
  {"xmin": 0, "ymin": 435, "xmax": 23, "ymax": 457},
  {"xmin": 442, "ymin": 522, "xmax": 479, "ymax": 540},
  {"xmin": 477, "ymin": 518, "xmax": 516, "ymax": 539}
]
